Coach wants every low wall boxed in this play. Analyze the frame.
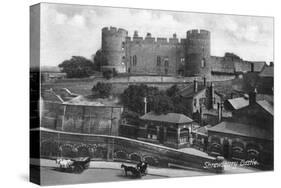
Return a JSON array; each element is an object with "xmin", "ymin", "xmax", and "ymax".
[{"xmin": 31, "ymin": 128, "xmax": 223, "ymax": 173}]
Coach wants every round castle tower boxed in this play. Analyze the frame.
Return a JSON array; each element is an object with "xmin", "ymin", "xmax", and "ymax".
[
  {"xmin": 101, "ymin": 27, "xmax": 128, "ymax": 73},
  {"xmin": 184, "ymin": 29, "xmax": 211, "ymax": 77}
]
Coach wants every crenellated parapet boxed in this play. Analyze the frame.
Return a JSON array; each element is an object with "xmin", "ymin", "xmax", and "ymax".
[
  {"xmin": 186, "ymin": 29, "xmax": 210, "ymax": 39},
  {"xmin": 125, "ymin": 32, "xmax": 184, "ymax": 45},
  {"xmin": 102, "ymin": 26, "xmax": 128, "ymax": 36}
]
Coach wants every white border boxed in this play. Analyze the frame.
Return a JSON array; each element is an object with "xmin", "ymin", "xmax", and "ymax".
[{"xmin": 0, "ymin": 0, "xmax": 279, "ymax": 188}]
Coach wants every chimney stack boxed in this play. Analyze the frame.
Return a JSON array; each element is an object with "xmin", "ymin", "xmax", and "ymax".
[
  {"xmin": 199, "ymin": 104, "xmax": 203, "ymax": 126},
  {"xmin": 249, "ymin": 88, "xmax": 257, "ymax": 105},
  {"xmin": 251, "ymin": 63, "xmax": 254, "ymax": 72},
  {"xmin": 203, "ymin": 76, "xmax": 206, "ymax": 87},
  {"xmin": 133, "ymin": 30, "xmax": 139, "ymax": 37},
  {"xmin": 210, "ymin": 82, "xmax": 214, "ymax": 108},
  {"xmin": 217, "ymin": 102, "xmax": 222, "ymax": 122},
  {"xmin": 194, "ymin": 79, "xmax": 198, "ymax": 92}
]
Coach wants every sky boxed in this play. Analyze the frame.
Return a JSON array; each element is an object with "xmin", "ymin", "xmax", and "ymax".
[{"xmin": 40, "ymin": 3, "xmax": 274, "ymax": 66}]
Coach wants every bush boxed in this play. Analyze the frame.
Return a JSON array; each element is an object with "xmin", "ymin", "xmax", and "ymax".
[
  {"xmin": 92, "ymin": 82, "xmax": 112, "ymax": 98},
  {"xmin": 102, "ymin": 70, "xmax": 113, "ymax": 79}
]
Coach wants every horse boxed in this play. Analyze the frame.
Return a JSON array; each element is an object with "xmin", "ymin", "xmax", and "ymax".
[
  {"xmin": 121, "ymin": 164, "xmax": 141, "ymax": 178},
  {"xmin": 56, "ymin": 158, "xmax": 74, "ymax": 169}
]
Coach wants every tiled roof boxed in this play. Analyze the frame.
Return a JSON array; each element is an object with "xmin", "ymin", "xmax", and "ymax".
[
  {"xmin": 178, "ymin": 83, "xmax": 205, "ymax": 98},
  {"xmin": 41, "ymin": 90, "xmax": 64, "ymax": 103},
  {"xmin": 257, "ymin": 100, "xmax": 273, "ymax": 116},
  {"xmin": 194, "ymin": 125, "xmax": 212, "ymax": 136},
  {"xmin": 226, "ymin": 97, "xmax": 249, "ymax": 110},
  {"xmin": 252, "ymin": 61, "xmax": 266, "ymax": 72},
  {"xmin": 140, "ymin": 112, "xmax": 193, "ymax": 124},
  {"xmin": 259, "ymin": 66, "xmax": 273, "ymax": 77},
  {"xmin": 208, "ymin": 121, "xmax": 272, "ymax": 140},
  {"xmin": 256, "ymin": 94, "xmax": 273, "ymax": 104},
  {"xmin": 234, "ymin": 61, "xmax": 251, "ymax": 73}
]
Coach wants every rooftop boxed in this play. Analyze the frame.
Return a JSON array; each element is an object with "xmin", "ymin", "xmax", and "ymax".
[
  {"xmin": 208, "ymin": 121, "xmax": 272, "ymax": 140},
  {"xmin": 63, "ymin": 95, "xmax": 122, "ymax": 107},
  {"xmin": 41, "ymin": 90, "xmax": 64, "ymax": 103},
  {"xmin": 193, "ymin": 125, "xmax": 212, "ymax": 136},
  {"xmin": 256, "ymin": 100, "xmax": 273, "ymax": 116},
  {"xmin": 226, "ymin": 97, "xmax": 249, "ymax": 110},
  {"xmin": 140, "ymin": 112, "xmax": 193, "ymax": 124},
  {"xmin": 178, "ymin": 83, "xmax": 205, "ymax": 98},
  {"xmin": 259, "ymin": 66, "xmax": 273, "ymax": 77}
]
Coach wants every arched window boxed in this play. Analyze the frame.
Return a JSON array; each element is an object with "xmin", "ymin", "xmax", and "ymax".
[
  {"xmin": 180, "ymin": 128, "xmax": 189, "ymax": 143},
  {"xmin": 180, "ymin": 58, "xmax": 185, "ymax": 64},
  {"xmin": 201, "ymin": 58, "xmax": 206, "ymax": 67},
  {"xmin": 164, "ymin": 58, "xmax": 169, "ymax": 67},
  {"xmin": 133, "ymin": 55, "xmax": 137, "ymax": 66},
  {"xmin": 157, "ymin": 56, "xmax": 161, "ymax": 66},
  {"xmin": 147, "ymin": 125, "xmax": 157, "ymax": 140}
]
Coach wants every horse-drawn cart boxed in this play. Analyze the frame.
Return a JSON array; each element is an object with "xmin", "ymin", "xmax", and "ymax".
[{"xmin": 56, "ymin": 157, "xmax": 91, "ymax": 173}]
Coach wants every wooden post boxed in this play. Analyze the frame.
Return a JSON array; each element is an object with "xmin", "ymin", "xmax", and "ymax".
[
  {"xmin": 177, "ymin": 127, "xmax": 181, "ymax": 145},
  {"xmin": 81, "ymin": 106, "xmax": 85, "ymax": 133},
  {"xmin": 61, "ymin": 105, "xmax": 66, "ymax": 131}
]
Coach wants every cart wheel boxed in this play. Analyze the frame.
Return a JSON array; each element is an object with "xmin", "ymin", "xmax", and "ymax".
[{"xmin": 74, "ymin": 165, "xmax": 83, "ymax": 174}]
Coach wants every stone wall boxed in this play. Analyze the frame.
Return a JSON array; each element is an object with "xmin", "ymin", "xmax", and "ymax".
[
  {"xmin": 41, "ymin": 101, "xmax": 123, "ymax": 136},
  {"xmin": 207, "ymin": 131, "xmax": 273, "ymax": 170},
  {"xmin": 36, "ymin": 128, "xmax": 223, "ymax": 173},
  {"xmin": 125, "ymin": 35, "xmax": 185, "ymax": 75}
]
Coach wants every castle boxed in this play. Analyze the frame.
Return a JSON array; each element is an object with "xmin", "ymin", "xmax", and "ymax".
[{"xmin": 101, "ymin": 26, "xmax": 266, "ymax": 77}]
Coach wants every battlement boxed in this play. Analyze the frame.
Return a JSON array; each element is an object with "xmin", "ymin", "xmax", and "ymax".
[
  {"xmin": 124, "ymin": 32, "xmax": 185, "ymax": 45},
  {"xmin": 102, "ymin": 26, "xmax": 128, "ymax": 35},
  {"xmin": 186, "ymin": 29, "xmax": 210, "ymax": 38},
  {"xmin": 157, "ymin": 37, "xmax": 168, "ymax": 44}
]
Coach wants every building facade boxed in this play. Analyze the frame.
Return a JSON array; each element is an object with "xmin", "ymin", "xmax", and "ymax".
[
  {"xmin": 120, "ymin": 112, "xmax": 195, "ymax": 149},
  {"xmin": 100, "ymin": 26, "xmax": 266, "ymax": 77},
  {"xmin": 207, "ymin": 90, "xmax": 273, "ymax": 170}
]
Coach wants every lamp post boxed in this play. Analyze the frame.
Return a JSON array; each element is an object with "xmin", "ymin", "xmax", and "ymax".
[
  {"xmin": 144, "ymin": 97, "xmax": 147, "ymax": 114},
  {"xmin": 107, "ymin": 107, "xmax": 117, "ymax": 160}
]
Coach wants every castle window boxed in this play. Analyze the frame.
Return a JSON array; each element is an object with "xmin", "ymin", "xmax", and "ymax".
[
  {"xmin": 157, "ymin": 56, "xmax": 161, "ymax": 66},
  {"xmin": 201, "ymin": 58, "xmax": 206, "ymax": 68},
  {"xmin": 130, "ymin": 56, "xmax": 132, "ymax": 66},
  {"xmin": 122, "ymin": 42, "xmax": 125, "ymax": 50},
  {"xmin": 133, "ymin": 55, "xmax": 137, "ymax": 66},
  {"xmin": 164, "ymin": 58, "xmax": 169, "ymax": 67},
  {"xmin": 180, "ymin": 58, "xmax": 185, "ymax": 63}
]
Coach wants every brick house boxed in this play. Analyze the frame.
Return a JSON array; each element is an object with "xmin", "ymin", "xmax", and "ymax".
[
  {"xmin": 135, "ymin": 112, "xmax": 195, "ymax": 149},
  {"xmin": 207, "ymin": 90, "xmax": 273, "ymax": 169}
]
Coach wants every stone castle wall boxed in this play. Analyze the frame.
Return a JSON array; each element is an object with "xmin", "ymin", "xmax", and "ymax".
[
  {"xmin": 100, "ymin": 27, "xmax": 263, "ymax": 78},
  {"xmin": 101, "ymin": 27, "xmax": 210, "ymax": 77},
  {"xmin": 125, "ymin": 34, "xmax": 185, "ymax": 75},
  {"xmin": 101, "ymin": 27, "xmax": 128, "ymax": 73}
]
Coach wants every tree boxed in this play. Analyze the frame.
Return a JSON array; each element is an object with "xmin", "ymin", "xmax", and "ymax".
[
  {"xmin": 92, "ymin": 82, "xmax": 112, "ymax": 98},
  {"xmin": 171, "ymin": 95, "xmax": 190, "ymax": 115},
  {"xmin": 121, "ymin": 84, "xmax": 160, "ymax": 114},
  {"xmin": 151, "ymin": 92, "xmax": 174, "ymax": 115},
  {"xmin": 103, "ymin": 69, "xmax": 114, "ymax": 80},
  {"xmin": 92, "ymin": 49, "xmax": 108, "ymax": 72},
  {"xmin": 166, "ymin": 84, "xmax": 180, "ymax": 97},
  {"xmin": 58, "ymin": 56, "xmax": 95, "ymax": 78}
]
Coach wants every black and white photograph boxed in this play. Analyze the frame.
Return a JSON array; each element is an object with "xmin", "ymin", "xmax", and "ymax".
[{"xmin": 29, "ymin": 2, "xmax": 274, "ymax": 186}]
